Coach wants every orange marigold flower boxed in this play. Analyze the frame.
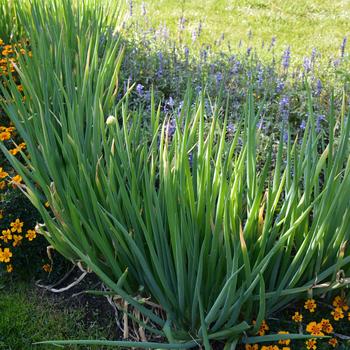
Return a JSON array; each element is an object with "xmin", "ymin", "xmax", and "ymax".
[
  {"xmin": 305, "ymin": 339, "xmax": 317, "ymax": 350},
  {"xmin": 25, "ymin": 229, "xmax": 37, "ymax": 241},
  {"xmin": 320, "ymin": 319, "xmax": 333, "ymax": 334},
  {"xmin": 12, "ymin": 234, "xmax": 23, "ymax": 247},
  {"xmin": 1, "ymin": 229, "xmax": 12, "ymax": 243},
  {"xmin": 254, "ymin": 319, "xmax": 269, "ymax": 336},
  {"xmin": 331, "ymin": 307, "xmax": 344, "ymax": 321},
  {"xmin": 261, "ymin": 346, "xmax": 279, "ymax": 350},
  {"xmin": 245, "ymin": 344, "xmax": 258, "ymax": 350},
  {"xmin": 277, "ymin": 331, "xmax": 290, "ymax": 345},
  {"xmin": 328, "ymin": 338, "xmax": 338, "ymax": 348},
  {"xmin": 304, "ymin": 299, "xmax": 317, "ymax": 312},
  {"xmin": 332, "ymin": 296, "xmax": 349, "ymax": 311},
  {"xmin": 292, "ymin": 311, "xmax": 303, "ymax": 322},
  {"xmin": 42, "ymin": 263, "xmax": 52, "ymax": 273},
  {"xmin": 6, "ymin": 264, "xmax": 13, "ymax": 273},
  {"xmin": 9, "ymin": 147, "xmax": 21, "ymax": 155},
  {"xmin": 10, "ymin": 174, "xmax": 22, "ymax": 187},
  {"xmin": 0, "ymin": 247, "xmax": 13, "ymax": 263},
  {"xmin": 10, "ymin": 218, "xmax": 24, "ymax": 233},
  {"xmin": 0, "ymin": 131, "xmax": 11, "ymax": 141},
  {"xmin": 0, "ymin": 181, "xmax": 5, "ymax": 190},
  {"xmin": 306, "ymin": 322, "xmax": 324, "ymax": 336},
  {"xmin": 0, "ymin": 167, "xmax": 8, "ymax": 179}
]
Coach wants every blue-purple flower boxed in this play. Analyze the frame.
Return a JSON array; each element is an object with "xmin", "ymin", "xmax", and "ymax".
[
  {"xmin": 279, "ymin": 95, "xmax": 290, "ymax": 121},
  {"xmin": 282, "ymin": 46, "xmax": 291, "ymax": 70}
]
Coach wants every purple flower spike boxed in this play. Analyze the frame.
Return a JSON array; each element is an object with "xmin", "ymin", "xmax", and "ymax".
[
  {"xmin": 341, "ymin": 37, "xmax": 347, "ymax": 58},
  {"xmin": 279, "ymin": 95, "xmax": 290, "ymax": 121},
  {"xmin": 282, "ymin": 46, "xmax": 291, "ymax": 70},
  {"xmin": 136, "ymin": 83, "xmax": 144, "ymax": 96}
]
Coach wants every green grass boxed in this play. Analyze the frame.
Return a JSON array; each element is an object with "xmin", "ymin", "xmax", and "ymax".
[
  {"xmin": 133, "ymin": 0, "xmax": 350, "ymax": 59},
  {"xmin": 0, "ymin": 281, "xmax": 116, "ymax": 350}
]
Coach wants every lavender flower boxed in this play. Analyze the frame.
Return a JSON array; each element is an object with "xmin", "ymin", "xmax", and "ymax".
[
  {"xmin": 257, "ymin": 65, "xmax": 263, "ymax": 87},
  {"xmin": 311, "ymin": 48, "xmax": 317, "ymax": 63},
  {"xmin": 227, "ymin": 123, "xmax": 236, "ymax": 134},
  {"xmin": 269, "ymin": 36, "xmax": 276, "ymax": 51},
  {"xmin": 276, "ymin": 79, "xmax": 285, "ymax": 93},
  {"xmin": 303, "ymin": 57, "xmax": 311, "ymax": 73},
  {"xmin": 136, "ymin": 83, "xmax": 144, "ymax": 96},
  {"xmin": 300, "ymin": 120, "xmax": 306, "ymax": 130},
  {"xmin": 282, "ymin": 46, "xmax": 291, "ymax": 70},
  {"xmin": 184, "ymin": 46, "xmax": 189, "ymax": 63},
  {"xmin": 179, "ymin": 16, "xmax": 186, "ymax": 31},
  {"xmin": 279, "ymin": 95, "xmax": 290, "ymax": 121},
  {"xmin": 341, "ymin": 36, "xmax": 347, "ymax": 58},
  {"xmin": 128, "ymin": 0, "xmax": 133, "ymax": 17},
  {"xmin": 198, "ymin": 21, "xmax": 203, "ymax": 37},
  {"xmin": 216, "ymin": 72, "xmax": 223, "ymax": 85},
  {"xmin": 167, "ymin": 96, "xmax": 175, "ymax": 108},
  {"xmin": 191, "ymin": 29, "xmax": 197, "ymax": 42},
  {"xmin": 232, "ymin": 60, "xmax": 241, "ymax": 74},
  {"xmin": 246, "ymin": 47, "xmax": 252, "ymax": 56},
  {"xmin": 177, "ymin": 100, "xmax": 184, "ymax": 116},
  {"xmin": 316, "ymin": 79, "xmax": 322, "ymax": 96}
]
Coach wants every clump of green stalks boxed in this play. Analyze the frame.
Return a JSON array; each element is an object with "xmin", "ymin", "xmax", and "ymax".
[{"xmin": 1, "ymin": 0, "xmax": 350, "ymax": 348}]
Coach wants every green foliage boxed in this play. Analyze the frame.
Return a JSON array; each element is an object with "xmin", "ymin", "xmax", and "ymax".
[{"xmin": 1, "ymin": 0, "xmax": 350, "ymax": 348}]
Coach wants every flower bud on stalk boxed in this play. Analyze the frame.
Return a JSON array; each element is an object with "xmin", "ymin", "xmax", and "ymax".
[{"xmin": 106, "ymin": 115, "xmax": 117, "ymax": 126}]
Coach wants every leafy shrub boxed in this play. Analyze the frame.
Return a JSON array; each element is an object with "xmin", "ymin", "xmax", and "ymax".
[{"xmin": 2, "ymin": 1, "xmax": 350, "ymax": 348}]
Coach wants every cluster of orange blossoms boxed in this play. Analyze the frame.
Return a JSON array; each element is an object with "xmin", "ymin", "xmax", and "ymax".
[
  {"xmin": 0, "ymin": 217, "xmax": 37, "ymax": 272},
  {"xmin": 244, "ymin": 296, "xmax": 350, "ymax": 350}
]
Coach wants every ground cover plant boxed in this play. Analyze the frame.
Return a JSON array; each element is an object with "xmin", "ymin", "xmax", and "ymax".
[{"xmin": 1, "ymin": 0, "xmax": 350, "ymax": 349}]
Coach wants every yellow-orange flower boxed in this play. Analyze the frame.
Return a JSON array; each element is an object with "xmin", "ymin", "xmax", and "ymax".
[
  {"xmin": 11, "ymin": 174, "xmax": 22, "ymax": 187},
  {"xmin": 331, "ymin": 307, "xmax": 344, "ymax": 321},
  {"xmin": 0, "ymin": 181, "xmax": 5, "ymax": 190},
  {"xmin": 320, "ymin": 319, "xmax": 333, "ymax": 334},
  {"xmin": 0, "ymin": 247, "xmax": 13, "ymax": 263},
  {"xmin": 0, "ymin": 167, "xmax": 8, "ymax": 179},
  {"xmin": 305, "ymin": 339, "xmax": 317, "ymax": 350},
  {"xmin": 306, "ymin": 322, "xmax": 324, "ymax": 336},
  {"xmin": 6, "ymin": 264, "xmax": 13, "ymax": 273},
  {"xmin": 253, "ymin": 319, "xmax": 269, "ymax": 336},
  {"xmin": 0, "ymin": 131, "xmax": 11, "ymax": 141},
  {"xmin": 10, "ymin": 218, "xmax": 24, "ymax": 233},
  {"xmin": 25, "ymin": 229, "xmax": 37, "ymax": 241},
  {"xmin": 292, "ymin": 311, "xmax": 303, "ymax": 322},
  {"xmin": 1, "ymin": 229, "xmax": 12, "ymax": 243},
  {"xmin": 277, "ymin": 331, "xmax": 290, "ymax": 345},
  {"xmin": 333, "ymin": 296, "xmax": 349, "ymax": 311},
  {"xmin": 245, "ymin": 344, "xmax": 258, "ymax": 350},
  {"xmin": 261, "ymin": 346, "xmax": 279, "ymax": 350},
  {"xmin": 304, "ymin": 299, "xmax": 317, "ymax": 312},
  {"xmin": 42, "ymin": 263, "xmax": 52, "ymax": 273},
  {"xmin": 328, "ymin": 338, "xmax": 338, "ymax": 348},
  {"xmin": 12, "ymin": 234, "xmax": 23, "ymax": 247}
]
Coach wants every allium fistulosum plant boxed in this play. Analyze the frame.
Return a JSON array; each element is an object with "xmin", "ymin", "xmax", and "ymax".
[{"xmin": 1, "ymin": 0, "xmax": 350, "ymax": 348}]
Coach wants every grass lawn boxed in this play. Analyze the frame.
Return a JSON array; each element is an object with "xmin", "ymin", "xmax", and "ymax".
[
  {"xmin": 134, "ymin": 0, "xmax": 350, "ymax": 59},
  {"xmin": 0, "ymin": 279, "xmax": 117, "ymax": 350}
]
